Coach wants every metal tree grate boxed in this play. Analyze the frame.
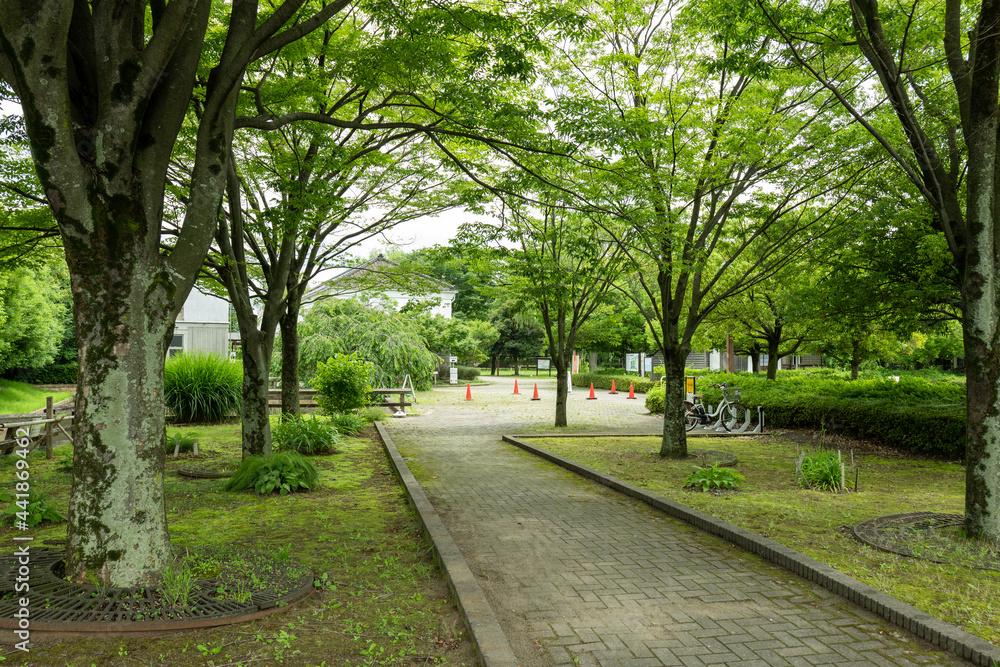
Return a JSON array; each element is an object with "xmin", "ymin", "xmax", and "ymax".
[
  {"xmin": 0, "ymin": 547, "xmax": 312, "ymax": 634},
  {"xmin": 852, "ymin": 512, "xmax": 1000, "ymax": 571}
]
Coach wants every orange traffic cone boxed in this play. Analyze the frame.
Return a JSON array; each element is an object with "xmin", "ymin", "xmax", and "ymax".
[
  {"xmin": 513, "ymin": 379, "xmax": 520, "ymax": 395},
  {"xmin": 627, "ymin": 382, "xmax": 636, "ymax": 399},
  {"xmin": 531, "ymin": 383, "xmax": 541, "ymax": 401},
  {"xmin": 465, "ymin": 383, "xmax": 472, "ymax": 400},
  {"xmin": 609, "ymin": 379, "xmax": 618, "ymax": 394},
  {"xmin": 587, "ymin": 382, "xmax": 597, "ymax": 400}
]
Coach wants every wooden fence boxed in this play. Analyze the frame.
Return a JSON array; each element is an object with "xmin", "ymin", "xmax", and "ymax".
[{"xmin": 0, "ymin": 396, "xmax": 75, "ymax": 458}]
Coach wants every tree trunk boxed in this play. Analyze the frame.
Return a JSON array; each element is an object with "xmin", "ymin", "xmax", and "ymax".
[
  {"xmin": 748, "ymin": 351, "xmax": 760, "ymax": 375},
  {"xmin": 850, "ymin": 339, "xmax": 861, "ymax": 380},
  {"xmin": 766, "ymin": 338, "xmax": 781, "ymax": 381},
  {"xmin": 513, "ymin": 357, "xmax": 520, "ymax": 376},
  {"xmin": 279, "ymin": 304, "xmax": 300, "ymax": 416},
  {"xmin": 554, "ymin": 355, "xmax": 569, "ymax": 427},
  {"xmin": 66, "ymin": 263, "xmax": 173, "ymax": 588},
  {"xmin": 240, "ymin": 329, "xmax": 273, "ymax": 458},
  {"xmin": 659, "ymin": 345, "xmax": 688, "ymax": 459}
]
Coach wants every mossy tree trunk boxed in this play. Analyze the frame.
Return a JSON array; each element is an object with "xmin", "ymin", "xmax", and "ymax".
[
  {"xmin": 0, "ymin": 0, "xmax": 348, "ymax": 585},
  {"xmin": 279, "ymin": 296, "xmax": 301, "ymax": 417}
]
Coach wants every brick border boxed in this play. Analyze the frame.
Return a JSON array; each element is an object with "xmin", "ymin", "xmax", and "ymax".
[
  {"xmin": 375, "ymin": 423, "xmax": 519, "ymax": 667},
  {"xmin": 503, "ymin": 434, "xmax": 1000, "ymax": 667}
]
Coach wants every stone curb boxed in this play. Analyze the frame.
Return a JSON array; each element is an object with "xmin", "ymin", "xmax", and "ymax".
[
  {"xmin": 375, "ymin": 422, "xmax": 519, "ymax": 667},
  {"xmin": 502, "ymin": 434, "xmax": 1000, "ymax": 667}
]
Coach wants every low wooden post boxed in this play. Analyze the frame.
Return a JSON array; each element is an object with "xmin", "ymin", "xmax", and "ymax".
[{"xmin": 45, "ymin": 396, "xmax": 54, "ymax": 459}]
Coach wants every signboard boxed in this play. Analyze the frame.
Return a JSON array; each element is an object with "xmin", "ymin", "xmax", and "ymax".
[
  {"xmin": 449, "ymin": 367, "xmax": 458, "ymax": 385},
  {"xmin": 644, "ymin": 357, "xmax": 653, "ymax": 372},
  {"xmin": 625, "ymin": 353, "xmax": 639, "ymax": 372},
  {"xmin": 572, "ymin": 354, "xmax": 580, "ymax": 374},
  {"xmin": 449, "ymin": 356, "xmax": 458, "ymax": 364},
  {"xmin": 537, "ymin": 358, "xmax": 551, "ymax": 370}
]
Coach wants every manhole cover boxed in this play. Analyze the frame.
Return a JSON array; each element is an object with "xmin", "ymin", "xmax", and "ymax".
[{"xmin": 853, "ymin": 512, "xmax": 999, "ymax": 570}]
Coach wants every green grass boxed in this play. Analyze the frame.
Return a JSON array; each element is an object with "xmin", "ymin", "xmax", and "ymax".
[
  {"xmin": 0, "ymin": 379, "xmax": 72, "ymax": 414},
  {"xmin": 0, "ymin": 424, "xmax": 477, "ymax": 666},
  {"xmin": 528, "ymin": 432, "xmax": 1000, "ymax": 647}
]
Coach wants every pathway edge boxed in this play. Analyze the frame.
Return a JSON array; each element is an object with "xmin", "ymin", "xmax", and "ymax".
[
  {"xmin": 503, "ymin": 433, "xmax": 1000, "ymax": 667},
  {"xmin": 376, "ymin": 422, "xmax": 519, "ymax": 667}
]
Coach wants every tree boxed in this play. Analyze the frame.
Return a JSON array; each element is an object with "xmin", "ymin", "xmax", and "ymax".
[
  {"xmin": 0, "ymin": 265, "xmax": 66, "ymax": 374},
  {"xmin": 545, "ymin": 0, "xmax": 865, "ymax": 458},
  {"xmin": 0, "ymin": 0, "xmax": 352, "ymax": 586},
  {"xmin": 460, "ymin": 195, "xmax": 623, "ymax": 426},
  {"xmin": 487, "ymin": 303, "xmax": 545, "ymax": 375},
  {"xmin": 758, "ymin": 0, "xmax": 1000, "ymax": 541}
]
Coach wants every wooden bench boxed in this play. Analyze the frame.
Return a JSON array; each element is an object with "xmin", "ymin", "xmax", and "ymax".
[{"xmin": 368, "ymin": 388, "xmax": 414, "ymax": 415}]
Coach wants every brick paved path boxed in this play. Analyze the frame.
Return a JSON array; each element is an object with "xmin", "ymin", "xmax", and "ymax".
[{"xmin": 386, "ymin": 377, "xmax": 965, "ymax": 667}]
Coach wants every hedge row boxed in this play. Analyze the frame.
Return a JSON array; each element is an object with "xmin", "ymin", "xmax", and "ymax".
[
  {"xmin": 572, "ymin": 372, "xmax": 657, "ymax": 394},
  {"xmin": 4, "ymin": 362, "xmax": 78, "ymax": 385},
  {"xmin": 645, "ymin": 371, "xmax": 966, "ymax": 458}
]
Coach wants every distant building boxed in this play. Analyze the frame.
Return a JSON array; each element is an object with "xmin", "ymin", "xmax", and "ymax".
[
  {"xmin": 170, "ymin": 290, "xmax": 230, "ymax": 356},
  {"xmin": 306, "ymin": 254, "xmax": 458, "ymax": 318}
]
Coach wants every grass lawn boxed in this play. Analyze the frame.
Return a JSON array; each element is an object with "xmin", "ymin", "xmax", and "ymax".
[
  {"xmin": 527, "ymin": 431, "xmax": 1000, "ymax": 647},
  {"xmin": 0, "ymin": 380, "xmax": 72, "ymax": 415},
  {"xmin": 0, "ymin": 418, "xmax": 477, "ymax": 666}
]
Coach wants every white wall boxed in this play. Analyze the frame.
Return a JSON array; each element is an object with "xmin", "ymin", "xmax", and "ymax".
[{"xmin": 171, "ymin": 290, "xmax": 230, "ymax": 356}]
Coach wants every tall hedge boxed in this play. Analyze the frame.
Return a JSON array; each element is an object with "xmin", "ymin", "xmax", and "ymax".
[{"xmin": 644, "ymin": 370, "xmax": 966, "ymax": 458}]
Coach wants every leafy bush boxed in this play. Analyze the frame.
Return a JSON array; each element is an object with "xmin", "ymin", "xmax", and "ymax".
[
  {"xmin": 644, "ymin": 369, "xmax": 966, "ymax": 458},
  {"xmin": 799, "ymin": 451, "xmax": 843, "ymax": 492},
  {"xmin": 457, "ymin": 366, "xmax": 480, "ymax": 381},
  {"xmin": 645, "ymin": 385, "xmax": 665, "ymax": 413},
  {"xmin": 328, "ymin": 412, "xmax": 367, "ymax": 436},
  {"xmin": 164, "ymin": 353, "xmax": 242, "ymax": 422},
  {"xmin": 272, "ymin": 415, "xmax": 342, "ymax": 455},
  {"xmin": 0, "ymin": 488, "xmax": 65, "ymax": 527},
  {"xmin": 572, "ymin": 372, "xmax": 657, "ymax": 394},
  {"xmin": 683, "ymin": 465, "xmax": 745, "ymax": 492},
  {"xmin": 223, "ymin": 452, "xmax": 320, "ymax": 495},
  {"xmin": 6, "ymin": 361, "xmax": 78, "ymax": 384},
  {"xmin": 314, "ymin": 353, "xmax": 374, "ymax": 414}
]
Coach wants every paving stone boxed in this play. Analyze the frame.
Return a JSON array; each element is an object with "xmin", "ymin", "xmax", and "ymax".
[{"xmin": 386, "ymin": 377, "xmax": 970, "ymax": 667}]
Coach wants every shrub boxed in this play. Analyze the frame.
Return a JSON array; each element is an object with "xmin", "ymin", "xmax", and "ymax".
[
  {"xmin": 164, "ymin": 353, "xmax": 242, "ymax": 422},
  {"xmin": 799, "ymin": 451, "xmax": 843, "ymax": 492},
  {"xmin": 683, "ymin": 465, "xmax": 745, "ymax": 492},
  {"xmin": 223, "ymin": 452, "xmax": 320, "ymax": 495},
  {"xmin": 572, "ymin": 372, "xmax": 657, "ymax": 394},
  {"xmin": 272, "ymin": 415, "xmax": 342, "ymax": 455},
  {"xmin": 0, "ymin": 488, "xmax": 65, "ymax": 527},
  {"xmin": 457, "ymin": 366, "xmax": 480, "ymax": 381},
  {"xmin": 314, "ymin": 353, "xmax": 374, "ymax": 414},
  {"xmin": 328, "ymin": 412, "xmax": 367, "ymax": 436},
  {"xmin": 645, "ymin": 385, "xmax": 665, "ymax": 413}
]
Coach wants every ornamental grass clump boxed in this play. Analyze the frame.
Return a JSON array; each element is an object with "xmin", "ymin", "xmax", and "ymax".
[
  {"xmin": 683, "ymin": 465, "xmax": 745, "ymax": 492},
  {"xmin": 799, "ymin": 450, "xmax": 843, "ymax": 492},
  {"xmin": 328, "ymin": 412, "xmax": 367, "ymax": 436},
  {"xmin": 272, "ymin": 415, "xmax": 342, "ymax": 455},
  {"xmin": 164, "ymin": 353, "xmax": 242, "ymax": 422},
  {"xmin": 224, "ymin": 452, "xmax": 320, "ymax": 496}
]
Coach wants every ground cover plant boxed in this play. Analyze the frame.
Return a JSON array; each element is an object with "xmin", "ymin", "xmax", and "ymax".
[
  {"xmin": 528, "ymin": 432, "xmax": 1000, "ymax": 646},
  {"xmin": 0, "ymin": 380, "xmax": 72, "ymax": 414},
  {"xmin": 644, "ymin": 369, "xmax": 966, "ymax": 456},
  {"xmin": 0, "ymin": 424, "xmax": 477, "ymax": 666},
  {"xmin": 272, "ymin": 414, "xmax": 343, "ymax": 454}
]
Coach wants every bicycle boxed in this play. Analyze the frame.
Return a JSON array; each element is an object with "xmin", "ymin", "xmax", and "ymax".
[{"xmin": 684, "ymin": 382, "xmax": 750, "ymax": 432}]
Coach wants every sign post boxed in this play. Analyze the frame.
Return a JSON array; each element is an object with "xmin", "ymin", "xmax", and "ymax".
[{"xmin": 449, "ymin": 355, "xmax": 458, "ymax": 385}]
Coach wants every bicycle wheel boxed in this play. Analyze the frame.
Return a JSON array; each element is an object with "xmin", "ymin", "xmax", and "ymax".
[
  {"xmin": 724, "ymin": 402, "xmax": 750, "ymax": 431},
  {"xmin": 685, "ymin": 409, "xmax": 700, "ymax": 431}
]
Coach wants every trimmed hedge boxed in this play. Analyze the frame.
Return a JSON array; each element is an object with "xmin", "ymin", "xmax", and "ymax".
[
  {"xmin": 572, "ymin": 372, "xmax": 657, "ymax": 394},
  {"xmin": 645, "ymin": 370, "xmax": 966, "ymax": 458},
  {"xmin": 4, "ymin": 362, "xmax": 78, "ymax": 384}
]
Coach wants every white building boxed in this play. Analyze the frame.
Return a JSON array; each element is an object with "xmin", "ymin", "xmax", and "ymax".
[
  {"xmin": 169, "ymin": 289, "xmax": 230, "ymax": 356},
  {"xmin": 306, "ymin": 255, "xmax": 458, "ymax": 318}
]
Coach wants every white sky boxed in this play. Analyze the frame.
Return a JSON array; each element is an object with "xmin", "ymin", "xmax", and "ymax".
[{"xmin": 350, "ymin": 209, "xmax": 470, "ymax": 258}]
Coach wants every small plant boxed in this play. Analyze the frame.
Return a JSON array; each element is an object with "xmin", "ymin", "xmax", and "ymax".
[
  {"xmin": 161, "ymin": 555, "xmax": 196, "ymax": 608},
  {"xmin": 328, "ymin": 411, "xmax": 367, "ymax": 436},
  {"xmin": 313, "ymin": 353, "xmax": 374, "ymax": 414},
  {"xmin": 272, "ymin": 415, "xmax": 342, "ymax": 455},
  {"xmin": 799, "ymin": 450, "xmax": 844, "ymax": 492},
  {"xmin": 0, "ymin": 487, "xmax": 66, "ymax": 527},
  {"xmin": 357, "ymin": 406, "xmax": 387, "ymax": 424},
  {"xmin": 683, "ymin": 465, "xmax": 745, "ymax": 492},
  {"xmin": 55, "ymin": 452, "xmax": 74, "ymax": 472},
  {"xmin": 166, "ymin": 429, "xmax": 201, "ymax": 454},
  {"xmin": 276, "ymin": 544, "xmax": 291, "ymax": 562},
  {"xmin": 164, "ymin": 352, "xmax": 242, "ymax": 422},
  {"xmin": 223, "ymin": 452, "xmax": 320, "ymax": 495}
]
